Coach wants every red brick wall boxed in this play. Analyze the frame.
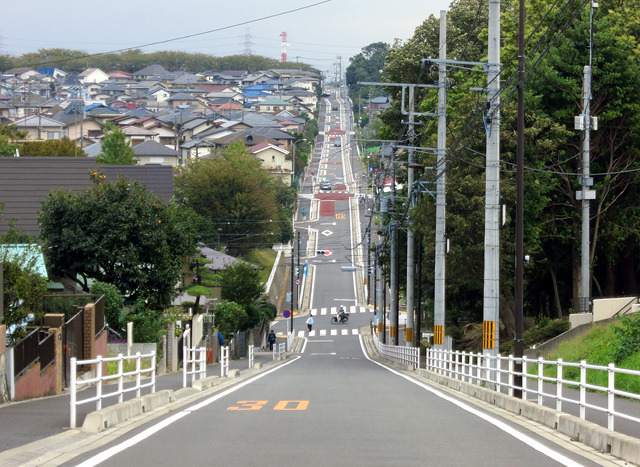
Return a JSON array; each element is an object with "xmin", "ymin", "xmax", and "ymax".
[{"xmin": 14, "ymin": 363, "xmax": 57, "ymax": 401}]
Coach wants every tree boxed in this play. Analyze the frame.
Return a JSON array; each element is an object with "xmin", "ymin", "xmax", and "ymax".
[
  {"xmin": 0, "ymin": 124, "xmax": 27, "ymax": 157},
  {"xmin": 220, "ymin": 261, "xmax": 266, "ymax": 329},
  {"xmin": 175, "ymin": 141, "xmax": 294, "ymax": 252},
  {"xmin": 97, "ymin": 123, "xmax": 135, "ymax": 165},
  {"xmin": 346, "ymin": 42, "xmax": 390, "ymax": 111},
  {"xmin": 39, "ymin": 175, "xmax": 198, "ymax": 308},
  {"xmin": 20, "ymin": 138, "xmax": 87, "ymax": 157},
  {"xmin": 213, "ymin": 301, "xmax": 248, "ymax": 344},
  {"xmin": 89, "ymin": 281, "xmax": 124, "ymax": 328}
]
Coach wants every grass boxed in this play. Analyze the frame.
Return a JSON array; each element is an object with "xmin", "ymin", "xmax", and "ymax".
[
  {"xmin": 529, "ymin": 320, "xmax": 640, "ymax": 395},
  {"xmin": 106, "ymin": 357, "xmax": 152, "ymax": 376},
  {"xmin": 243, "ymin": 248, "xmax": 278, "ymax": 283}
]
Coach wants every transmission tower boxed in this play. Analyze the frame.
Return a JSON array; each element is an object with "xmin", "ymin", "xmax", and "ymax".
[{"xmin": 242, "ymin": 28, "xmax": 254, "ymax": 55}]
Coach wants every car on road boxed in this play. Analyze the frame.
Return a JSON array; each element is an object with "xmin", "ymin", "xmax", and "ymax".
[
  {"xmin": 334, "ymin": 140, "xmax": 341, "ymax": 147},
  {"xmin": 332, "ymin": 105, "xmax": 338, "ymax": 110},
  {"xmin": 320, "ymin": 179, "xmax": 332, "ymax": 190}
]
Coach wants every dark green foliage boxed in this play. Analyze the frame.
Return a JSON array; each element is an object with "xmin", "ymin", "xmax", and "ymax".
[
  {"xmin": 220, "ymin": 261, "xmax": 265, "ymax": 329},
  {"xmin": 90, "ymin": 281, "xmax": 124, "ymax": 328},
  {"xmin": 213, "ymin": 301, "xmax": 248, "ymax": 343},
  {"xmin": 126, "ymin": 301, "xmax": 169, "ymax": 343},
  {"xmin": 39, "ymin": 176, "xmax": 198, "ymax": 308},
  {"xmin": 20, "ymin": 138, "xmax": 87, "ymax": 157},
  {"xmin": 613, "ymin": 314, "xmax": 640, "ymax": 364}
]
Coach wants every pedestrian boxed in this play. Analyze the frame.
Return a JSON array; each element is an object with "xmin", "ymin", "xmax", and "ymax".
[
  {"xmin": 268, "ymin": 330, "xmax": 276, "ymax": 351},
  {"xmin": 306, "ymin": 314, "xmax": 314, "ymax": 332}
]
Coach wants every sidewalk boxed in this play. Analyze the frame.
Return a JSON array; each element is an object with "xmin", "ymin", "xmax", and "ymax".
[{"xmin": 0, "ymin": 350, "xmax": 277, "ymax": 453}]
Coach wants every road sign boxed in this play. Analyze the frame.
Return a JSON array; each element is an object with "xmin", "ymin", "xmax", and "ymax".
[
  {"xmin": 303, "ymin": 262, "xmax": 308, "ymax": 276},
  {"xmin": 295, "ymin": 278, "xmax": 301, "ymax": 285},
  {"xmin": 283, "ymin": 310, "xmax": 291, "ymax": 318}
]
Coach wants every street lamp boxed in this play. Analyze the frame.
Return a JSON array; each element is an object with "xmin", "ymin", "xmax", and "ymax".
[{"xmin": 291, "ymin": 138, "xmax": 308, "ymax": 189}]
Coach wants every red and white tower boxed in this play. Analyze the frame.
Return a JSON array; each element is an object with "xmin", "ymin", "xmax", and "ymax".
[{"xmin": 279, "ymin": 31, "xmax": 288, "ymax": 63}]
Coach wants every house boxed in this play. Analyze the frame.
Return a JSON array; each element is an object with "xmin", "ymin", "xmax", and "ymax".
[
  {"xmin": 38, "ymin": 67, "xmax": 68, "ymax": 81},
  {"xmin": 107, "ymin": 70, "xmax": 134, "ymax": 81},
  {"xmin": 133, "ymin": 64, "xmax": 169, "ymax": 80},
  {"xmin": 0, "ymin": 158, "xmax": 174, "ymax": 236},
  {"xmin": 133, "ymin": 140, "xmax": 180, "ymax": 167},
  {"xmin": 121, "ymin": 125, "xmax": 159, "ymax": 146},
  {"xmin": 165, "ymin": 92, "xmax": 200, "ymax": 109},
  {"xmin": 12, "ymin": 115, "xmax": 66, "ymax": 140},
  {"xmin": 50, "ymin": 105, "xmax": 103, "ymax": 142},
  {"xmin": 78, "ymin": 68, "xmax": 109, "ymax": 84},
  {"xmin": 5, "ymin": 68, "xmax": 39, "ymax": 81},
  {"xmin": 368, "ymin": 96, "xmax": 391, "ymax": 115},
  {"xmin": 209, "ymin": 98, "xmax": 244, "ymax": 115},
  {"xmin": 250, "ymin": 141, "xmax": 291, "ymax": 173},
  {"xmin": 255, "ymin": 97, "xmax": 295, "ymax": 114},
  {"xmin": 180, "ymin": 139, "xmax": 215, "ymax": 162}
]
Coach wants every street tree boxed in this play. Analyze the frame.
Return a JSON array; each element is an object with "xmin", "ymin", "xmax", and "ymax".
[
  {"xmin": 213, "ymin": 300, "xmax": 248, "ymax": 344},
  {"xmin": 220, "ymin": 261, "xmax": 266, "ymax": 328},
  {"xmin": 39, "ymin": 175, "xmax": 198, "ymax": 308}
]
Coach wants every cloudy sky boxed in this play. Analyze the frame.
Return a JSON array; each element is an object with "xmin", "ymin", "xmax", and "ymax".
[{"xmin": 2, "ymin": 0, "xmax": 451, "ymax": 73}]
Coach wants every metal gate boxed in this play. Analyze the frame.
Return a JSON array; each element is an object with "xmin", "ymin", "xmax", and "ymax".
[{"xmin": 62, "ymin": 308, "xmax": 84, "ymax": 387}]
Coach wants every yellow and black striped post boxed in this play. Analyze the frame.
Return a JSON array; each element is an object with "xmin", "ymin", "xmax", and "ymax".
[{"xmin": 482, "ymin": 320, "xmax": 496, "ymax": 350}]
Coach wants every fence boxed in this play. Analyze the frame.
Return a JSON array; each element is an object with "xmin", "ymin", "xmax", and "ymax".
[
  {"xmin": 248, "ymin": 345, "xmax": 254, "ymax": 369},
  {"xmin": 69, "ymin": 351, "xmax": 156, "ymax": 429},
  {"xmin": 220, "ymin": 346, "xmax": 229, "ymax": 377},
  {"xmin": 425, "ymin": 348, "xmax": 640, "ymax": 432},
  {"xmin": 94, "ymin": 296, "xmax": 105, "ymax": 336},
  {"xmin": 273, "ymin": 342, "xmax": 285, "ymax": 361},
  {"xmin": 63, "ymin": 308, "xmax": 84, "ymax": 386},
  {"xmin": 287, "ymin": 330, "xmax": 295, "ymax": 351},
  {"xmin": 12, "ymin": 329, "xmax": 56, "ymax": 378},
  {"xmin": 372, "ymin": 332, "xmax": 420, "ymax": 369}
]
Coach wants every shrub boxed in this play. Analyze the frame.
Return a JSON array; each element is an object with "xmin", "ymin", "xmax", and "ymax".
[
  {"xmin": 90, "ymin": 281, "xmax": 124, "ymax": 328},
  {"xmin": 613, "ymin": 313, "xmax": 640, "ymax": 364}
]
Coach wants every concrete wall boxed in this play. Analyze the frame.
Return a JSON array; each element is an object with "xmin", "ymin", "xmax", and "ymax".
[
  {"xmin": 592, "ymin": 296, "xmax": 637, "ymax": 322},
  {"xmin": 569, "ymin": 312, "xmax": 592, "ymax": 329},
  {"xmin": 0, "ymin": 325, "xmax": 8, "ymax": 403}
]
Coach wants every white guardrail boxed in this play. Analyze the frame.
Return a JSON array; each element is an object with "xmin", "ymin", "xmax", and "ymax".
[
  {"xmin": 287, "ymin": 330, "xmax": 295, "ymax": 351},
  {"xmin": 183, "ymin": 347, "xmax": 206, "ymax": 388},
  {"xmin": 248, "ymin": 344, "xmax": 254, "ymax": 368},
  {"xmin": 372, "ymin": 332, "xmax": 420, "ymax": 369},
  {"xmin": 220, "ymin": 345, "xmax": 229, "ymax": 377},
  {"xmin": 426, "ymin": 348, "xmax": 640, "ymax": 431},
  {"xmin": 273, "ymin": 342, "xmax": 286, "ymax": 360},
  {"xmin": 70, "ymin": 351, "xmax": 156, "ymax": 429}
]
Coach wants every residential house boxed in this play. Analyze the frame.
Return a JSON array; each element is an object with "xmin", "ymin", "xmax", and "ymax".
[
  {"xmin": 250, "ymin": 141, "xmax": 292, "ymax": 176},
  {"xmin": 5, "ymin": 68, "xmax": 39, "ymax": 81},
  {"xmin": 39, "ymin": 67, "xmax": 68, "ymax": 81},
  {"xmin": 209, "ymin": 98, "xmax": 244, "ymax": 115},
  {"xmin": 12, "ymin": 115, "xmax": 65, "ymax": 140},
  {"xmin": 165, "ymin": 92, "xmax": 200, "ymax": 109},
  {"xmin": 180, "ymin": 139, "xmax": 215, "ymax": 162},
  {"xmin": 255, "ymin": 97, "xmax": 295, "ymax": 114},
  {"xmin": 133, "ymin": 140, "xmax": 180, "ymax": 167},
  {"xmin": 367, "ymin": 96, "xmax": 391, "ymax": 116},
  {"xmin": 107, "ymin": 70, "xmax": 133, "ymax": 81},
  {"xmin": 50, "ymin": 105, "xmax": 103, "ymax": 142},
  {"xmin": 121, "ymin": 125, "xmax": 158, "ymax": 146},
  {"xmin": 133, "ymin": 64, "xmax": 169, "ymax": 81},
  {"xmin": 78, "ymin": 68, "xmax": 109, "ymax": 84}
]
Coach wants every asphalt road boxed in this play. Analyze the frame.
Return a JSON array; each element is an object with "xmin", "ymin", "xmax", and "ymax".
[{"xmin": 63, "ymin": 90, "xmax": 618, "ymax": 467}]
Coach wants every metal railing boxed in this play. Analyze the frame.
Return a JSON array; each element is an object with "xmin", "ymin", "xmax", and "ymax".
[
  {"xmin": 182, "ymin": 347, "xmax": 206, "ymax": 388},
  {"xmin": 273, "ymin": 342, "xmax": 285, "ymax": 360},
  {"xmin": 425, "ymin": 348, "xmax": 640, "ymax": 432},
  {"xmin": 248, "ymin": 344, "xmax": 254, "ymax": 368},
  {"xmin": 220, "ymin": 346, "xmax": 229, "ymax": 377},
  {"xmin": 69, "ymin": 351, "xmax": 156, "ymax": 429},
  {"xmin": 372, "ymin": 332, "xmax": 420, "ymax": 369},
  {"xmin": 287, "ymin": 330, "xmax": 295, "ymax": 351}
]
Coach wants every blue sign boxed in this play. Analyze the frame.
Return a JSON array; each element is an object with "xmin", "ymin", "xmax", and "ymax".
[
  {"xmin": 283, "ymin": 309, "xmax": 291, "ymax": 318},
  {"xmin": 369, "ymin": 166, "xmax": 374, "ymax": 173},
  {"xmin": 303, "ymin": 262, "xmax": 308, "ymax": 277}
]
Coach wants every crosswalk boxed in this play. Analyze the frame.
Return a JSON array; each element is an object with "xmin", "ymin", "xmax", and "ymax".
[
  {"xmin": 298, "ymin": 328, "xmax": 360, "ymax": 338},
  {"xmin": 310, "ymin": 306, "xmax": 372, "ymax": 316}
]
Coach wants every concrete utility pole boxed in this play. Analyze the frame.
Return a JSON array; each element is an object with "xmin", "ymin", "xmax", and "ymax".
[
  {"xmin": 405, "ymin": 85, "xmax": 416, "ymax": 346},
  {"xmin": 483, "ymin": 0, "xmax": 502, "ymax": 357},
  {"xmin": 433, "ymin": 11, "xmax": 448, "ymax": 349}
]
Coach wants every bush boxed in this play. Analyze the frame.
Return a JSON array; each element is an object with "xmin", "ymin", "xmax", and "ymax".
[
  {"xmin": 126, "ymin": 300, "xmax": 170, "ymax": 343},
  {"xmin": 90, "ymin": 281, "xmax": 124, "ymax": 328},
  {"xmin": 613, "ymin": 313, "xmax": 640, "ymax": 364}
]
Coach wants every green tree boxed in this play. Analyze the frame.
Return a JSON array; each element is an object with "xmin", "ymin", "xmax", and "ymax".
[
  {"xmin": 346, "ymin": 42, "xmax": 390, "ymax": 111},
  {"xmin": 39, "ymin": 176, "xmax": 198, "ymax": 308},
  {"xmin": 213, "ymin": 301, "xmax": 248, "ymax": 344},
  {"xmin": 175, "ymin": 141, "xmax": 294, "ymax": 252},
  {"xmin": 220, "ymin": 261, "xmax": 266, "ymax": 329},
  {"xmin": 89, "ymin": 281, "xmax": 124, "ymax": 328},
  {"xmin": 97, "ymin": 123, "xmax": 135, "ymax": 165},
  {"xmin": 20, "ymin": 138, "xmax": 87, "ymax": 157},
  {"xmin": 0, "ymin": 124, "xmax": 27, "ymax": 157}
]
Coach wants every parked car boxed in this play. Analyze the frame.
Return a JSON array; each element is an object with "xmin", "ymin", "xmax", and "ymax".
[
  {"xmin": 334, "ymin": 140, "xmax": 341, "ymax": 147},
  {"xmin": 320, "ymin": 179, "xmax": 332, "ymax": 190}
]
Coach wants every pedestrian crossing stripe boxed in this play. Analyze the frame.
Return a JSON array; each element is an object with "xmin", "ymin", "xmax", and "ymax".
[
  {"xmin": 298, "ymin": 328, "xmax": 360, "ymax": 337},
  {"xmin": 314, "ymin": 306, "xmax": 372, "ymax": 316}
]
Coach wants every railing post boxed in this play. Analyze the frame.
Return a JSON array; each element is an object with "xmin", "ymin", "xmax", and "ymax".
[
  {"xmin": 70, "ymin": 357, "xmax": 77, "ymax": 429},
  {"xmin": 151, "ymin": 351, "xmax": 157, "ymax": 391},
  {"xmin": 522, "ymin": 357, "xmax": 528, "ymax": 399},
  {"xmin": 608, "ymin": 363, "xmax": 615, "ymax": 431},
  {"xmin": 580, "ymin": 360, "xmax": 587, "ymax": 420},
  {"xmin": 556, "ymin": 358, "xmax": 563, "ymax": 412},
  {"xmin": 536, "ymin": 357, "xmax": 543, "ymax": 405},
  {"xmin": 183, "ymin": 348, "xmax": 188, "ymax": 388},
  {"xmin": 135, "ymin": 352, "xmax": 141, "ymax": 398},
  {"xmin": 96, "ymin": 355, "xmax": 103, "ymax": 411},
  {"xmin": 508, "ymin": 354, "xmax": 514, "ymax": 397},
  {"xmin": 200, "ymin": 348, "xmax": 206, "ymax": 380},
  {"xmin": 117, "ymin": 354, "xmax": 124, "ymax": 403}
]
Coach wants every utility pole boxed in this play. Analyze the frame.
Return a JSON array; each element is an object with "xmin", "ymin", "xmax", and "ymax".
[
  {"xmin": 483, "ymin": 0, "xmax": 502, "ymax": 357},
  {"xmin": 297, "ymin": 231, "xmax": 301, "ymax": 309},
  {"xmin": 433, "ymin": 11, "xmax": 448, "ymax": 349},
  {"xmin": 405, "ymin": 85, "xmax": 416, "ymax": 346},
  {"xmin": 290, "ymin": 238, "xmax": 295, "ymax": 334}
]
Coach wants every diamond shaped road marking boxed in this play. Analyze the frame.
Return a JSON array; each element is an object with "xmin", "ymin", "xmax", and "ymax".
[{"xmin": 321, "ymin": 230, "xmax": 333, "ymax": 236}]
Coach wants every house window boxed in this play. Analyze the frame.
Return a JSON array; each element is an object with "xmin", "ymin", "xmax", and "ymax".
[
  {"xmin": 272, "ymin": 156, "xmax": 275, "ymax": 162},
  {"xmin": 47, "ymin": 131, "xmax": 60, "ymax": 140}
]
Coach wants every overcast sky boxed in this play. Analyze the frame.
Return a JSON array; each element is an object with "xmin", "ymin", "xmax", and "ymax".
[{"xmin": 2, "ymin": 0, "xmax": 451, "ymax": 74}]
